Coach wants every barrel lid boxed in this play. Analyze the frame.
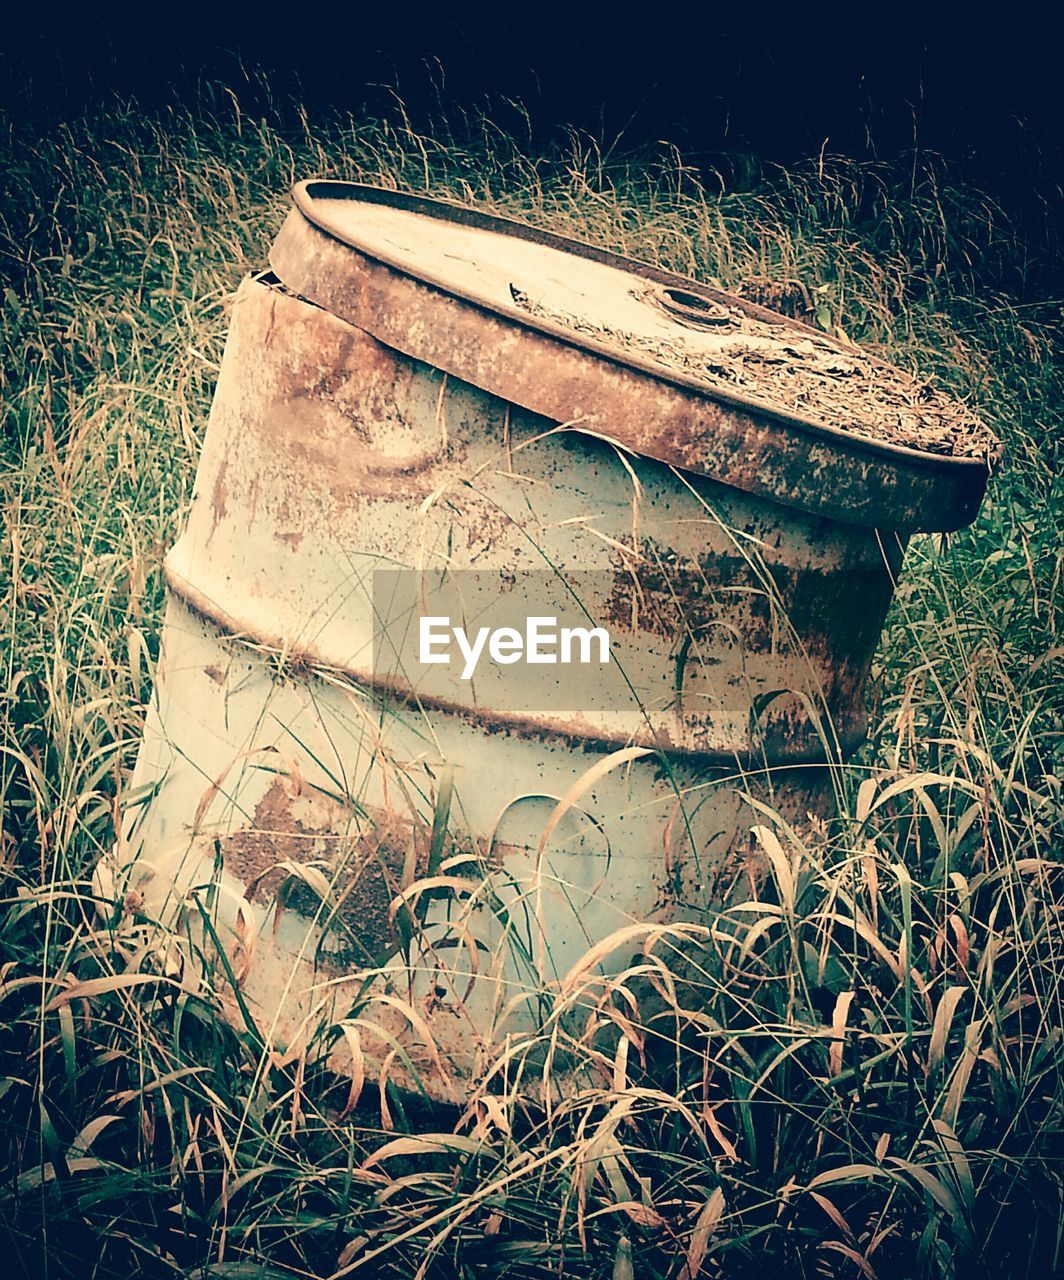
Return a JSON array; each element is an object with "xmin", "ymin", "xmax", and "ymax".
[{"xmin": 270, "ymin": 181, "xmax": 998, "ymax": 531}]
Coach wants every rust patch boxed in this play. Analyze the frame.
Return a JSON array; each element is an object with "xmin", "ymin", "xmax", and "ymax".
[
  {"xmin": 219, "ymin": 778, "xmax": 439, "ymax": 963},
  {"xmin": 210, "ymin": 457, "xmax": 229, "ymax": 526}
]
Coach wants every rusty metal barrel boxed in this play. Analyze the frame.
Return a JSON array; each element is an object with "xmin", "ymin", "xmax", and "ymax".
[{"xmin": 110, "ymin": 183, "xmax": 996, "ymax": 1101}]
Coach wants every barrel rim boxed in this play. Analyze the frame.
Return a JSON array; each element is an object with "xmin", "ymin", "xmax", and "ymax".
[{"xmin": 290, "ymin": 179, "xmax": 994, "ymax": 478}]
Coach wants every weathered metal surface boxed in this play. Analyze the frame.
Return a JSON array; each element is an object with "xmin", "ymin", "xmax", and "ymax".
[
  {"xmin": 269, "ymin": 182, "xmax": 995, "ymax": 533},
  {"xmin": 167, "ymin": 278, "xmax": 901, "ymax": 762},
  {"xmin": 109, "ymin": 186, "xmax": 995, "ymax": 1101},
  {"xmin": 121, "ymin": 591, "xmax": 835, "ymax": 1099}
]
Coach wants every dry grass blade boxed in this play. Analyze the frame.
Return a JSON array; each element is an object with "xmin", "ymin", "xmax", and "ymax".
[{"xmin": 679, "ymin": 1187, "xmax": 726, "ymax": 1279}]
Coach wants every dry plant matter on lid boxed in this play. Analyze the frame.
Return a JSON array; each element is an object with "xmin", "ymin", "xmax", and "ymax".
[
  {"xmin": 0, "ymin": 78, "xmax": 1060, "ymax": 1280},
  {"xmin": 511, "ymin": 286, "xmax": 1001, "ymax": 460}
]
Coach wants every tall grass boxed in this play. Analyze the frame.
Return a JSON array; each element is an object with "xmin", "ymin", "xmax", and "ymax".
[{"xmin": 1, "ymin": 82, "xmax": 1061, "ymax": 1278}]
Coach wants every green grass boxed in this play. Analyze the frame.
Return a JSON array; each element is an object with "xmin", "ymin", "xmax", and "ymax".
[{"xmin": 1, "ymin": 82, "xmax": 1061, "ymax": 1279}]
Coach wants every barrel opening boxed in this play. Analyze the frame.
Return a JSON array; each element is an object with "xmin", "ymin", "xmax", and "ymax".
[
  {"xmin": 654, "ymin": 284, "xmax": 732, "ymax": 328},
  {"xmin": 665, "ymin": 287, "xmax": 712, "ymax": 312}
]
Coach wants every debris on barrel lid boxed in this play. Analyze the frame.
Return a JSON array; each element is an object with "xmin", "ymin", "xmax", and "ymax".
[{"xmin": 513, "ymin": 284, "xmax": 1000, "ymax": 461}]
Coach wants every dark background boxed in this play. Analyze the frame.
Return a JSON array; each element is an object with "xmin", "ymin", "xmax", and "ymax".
[{"xmin": 2, "ymin": 7, "xmax": 1061, "ymax": 257}]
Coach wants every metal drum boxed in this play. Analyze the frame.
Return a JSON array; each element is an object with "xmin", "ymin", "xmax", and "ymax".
[{"xmin": 107, "ymin": 184, "xmax": 995, "ymax": 1102}]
